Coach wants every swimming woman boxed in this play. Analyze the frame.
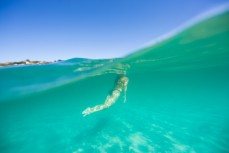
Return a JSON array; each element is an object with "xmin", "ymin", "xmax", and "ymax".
[{"xmin": 82, "ymin": 76, "xmax": 129, "ymax": 117}]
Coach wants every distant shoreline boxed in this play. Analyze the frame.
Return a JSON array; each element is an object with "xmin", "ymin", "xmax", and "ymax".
[{"xmin": 0, "ymin": 59, "xmax": 62, "ymax": 67}]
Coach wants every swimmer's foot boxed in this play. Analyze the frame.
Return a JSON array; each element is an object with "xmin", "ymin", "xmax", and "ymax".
[{"xmin": 82, "ymin": 107, "xmax": 92, "ymax": 117}]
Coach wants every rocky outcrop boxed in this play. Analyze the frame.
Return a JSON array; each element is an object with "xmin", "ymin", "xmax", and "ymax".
[{"xmin": 0, "ymin": 59, "xmax": 62, "ymax": 67}]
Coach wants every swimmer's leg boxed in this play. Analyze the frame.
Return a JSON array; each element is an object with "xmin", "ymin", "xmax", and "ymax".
[
  {"xmin": 82, "ymin": 104, "xmax": 108, "ymax": 117},
  {"xmin": 82, "ymin": 95, "xmax": 113, "ymax": 117},
  {"xmin": 82, "ymin": 94, "xmax": 119, "ymax": 117}
]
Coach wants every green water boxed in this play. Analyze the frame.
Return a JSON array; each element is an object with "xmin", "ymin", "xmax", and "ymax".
[{"xmin": 0, "ymin": 11, "xmax": 229, "ymax": 153}]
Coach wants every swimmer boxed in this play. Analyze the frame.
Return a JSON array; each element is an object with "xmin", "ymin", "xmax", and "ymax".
[{"xmin": 82, "ymin": 76, "xmax": 129, "ymax": 117}]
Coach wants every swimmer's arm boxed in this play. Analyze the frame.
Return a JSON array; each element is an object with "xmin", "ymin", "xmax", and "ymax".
[{"xmin": 123, "ymin": 84, "xmax": 127, "ymax": 103}]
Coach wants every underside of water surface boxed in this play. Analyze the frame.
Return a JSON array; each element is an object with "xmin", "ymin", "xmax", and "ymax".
[{"xmin": 0, "ymin": 10, "xmax": 229, "ymax": 153}]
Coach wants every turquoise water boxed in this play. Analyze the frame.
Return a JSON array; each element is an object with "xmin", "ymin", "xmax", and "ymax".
[{"xmin": 0, "ymin": 11, "xmax": 229, "ymax": 153}]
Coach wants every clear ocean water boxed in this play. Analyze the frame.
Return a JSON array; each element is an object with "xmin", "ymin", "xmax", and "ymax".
[{"xmin": 0, "ymin": 10, "xmax": 229, "ymax": 153}]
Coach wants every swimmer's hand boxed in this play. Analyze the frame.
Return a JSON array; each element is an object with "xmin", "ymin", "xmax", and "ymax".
[
  {"xmin": 123, "ymin": 96, "xmax": 126, "ymax": 103},
  {"xmin": 82, "ymin": 107, "xmax": 91, "ymax": 117}
]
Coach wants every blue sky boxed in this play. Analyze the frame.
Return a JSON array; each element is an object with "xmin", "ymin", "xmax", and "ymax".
[{"xmin": 0, "ymin": 0, "xmax": 228, "ymax": 62}]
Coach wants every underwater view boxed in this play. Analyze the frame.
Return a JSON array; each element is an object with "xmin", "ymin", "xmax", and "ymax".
[{"xmin": 1, "ymin": 10, "xmax": 229, "ymax": 153}]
